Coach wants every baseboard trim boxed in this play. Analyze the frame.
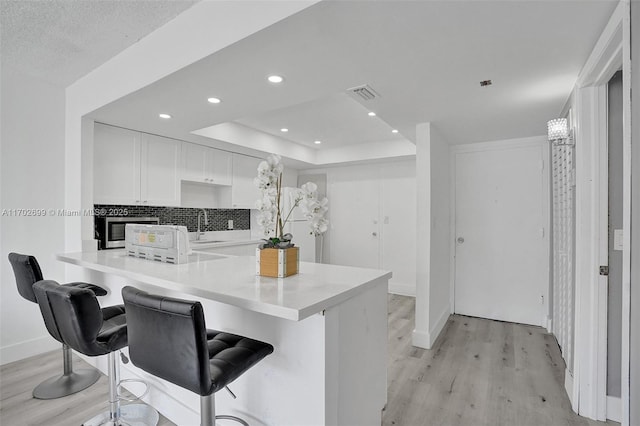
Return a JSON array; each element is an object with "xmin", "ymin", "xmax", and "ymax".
[
  {"xmin": 429, "ymin": 308, "xmax": 450, "ymax": 347},
  {"xmin": 412, "ymin": 309, "xmax": 450, "ymax": 350},
  {"xmin": 388, "ymin": 282, "xmax": 416, "ymax": 297},
  {"xmin": 606, "ymin": 395, "xmax": 621, "ymax": 422},
  {"xmin": 412, "ymin": 329, "xmax": 430, "ymax": 349},
  {"xmin": 565, "ymin": 368, "xmax": 577, "ymax": 411},
  {"xmin": 0, "ymin": 335, "xmax": 59, "ymax": 365}
]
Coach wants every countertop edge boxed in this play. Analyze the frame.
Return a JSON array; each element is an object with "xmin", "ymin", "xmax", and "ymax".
[
  {"xmin": 57, "ymin": 253, "xmax": 303, "ymax": 320},
  {"xmin": 57, "ymin": 252, "xmax": 391, "ymax": 322}
]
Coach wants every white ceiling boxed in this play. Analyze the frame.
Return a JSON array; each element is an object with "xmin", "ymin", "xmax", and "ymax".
[
  {"xmin": 234, "ymin": 93, "xmax": 405, "ymax": 150},
  {"xmin": 4, "ymin": 1, "xmax": 618, "ymax": 166},
  {"xmin": 0, "ymin": 0, "xmax": 197, "ymax": 87}
]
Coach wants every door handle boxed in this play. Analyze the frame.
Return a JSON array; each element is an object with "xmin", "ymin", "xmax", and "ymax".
[
  {"xmin": 457, "ymin": 237, "xmax": 465, "ymax": 244},
  {"xmin": 372, "ymin": 232, "xmax": 378, "ymax": 237}
]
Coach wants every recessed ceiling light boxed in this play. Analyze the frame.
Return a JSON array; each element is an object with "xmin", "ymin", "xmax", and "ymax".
[
  {"xmin": 280, "ymin": 128, "xmax": 289, "ymax": 132},
  {"xmin": 368, "ymin": 112, "xmax": 376, "ymax": 117},
  {"xmin": 159, "ymin": 113, "xmax": 172, "ymax": 119},
  {"xmin": 392, "ymin": 129, "xmax": 399, "ymax": 133},
  {"xmin": 267, "ymin": 75, "xmax": 284, "ymax": 83},
  {"xmin": 207, "ymin": 97, "xmax": 221, "ymax": 104},
  {"xmin": 314, "ymin": 140, "xmax": 322, "ymax": 145}
]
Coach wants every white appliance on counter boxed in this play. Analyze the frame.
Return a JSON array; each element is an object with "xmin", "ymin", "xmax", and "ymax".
[
  {"xmin": 125, "ymin": 224, "xmax": 191, "ymax": 264},
  {"xmin": 282, "ymin": 187, "xmax": 316, "ymax": 263}
]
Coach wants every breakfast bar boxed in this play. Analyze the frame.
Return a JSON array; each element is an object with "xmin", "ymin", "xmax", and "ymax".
[{"xmin": 58, "ymin": 249, "xmax": 390, "ymax": 426}]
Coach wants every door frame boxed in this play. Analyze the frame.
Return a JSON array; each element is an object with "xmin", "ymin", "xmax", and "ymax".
[
  {"xmin": 567, "ymin": 2, "xmax": 630, "ymax": 423},
  {"xmin": 449, "ymin": 136, "xmax": 550, "ymax": 326}
]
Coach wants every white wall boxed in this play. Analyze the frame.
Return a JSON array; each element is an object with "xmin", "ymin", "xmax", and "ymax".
[
  {"xmin": 428, "ymin": 126, "xmax": 451, "ymax": 336},
  {"xmin": 299, "ymin": 159, "xmax": 417, "ymax": 296},
  {"xmin": 413, "ymin": 123, "xmax": 452, "ymax": 350},
  {"xmin": 0, "ymin": 66, "xmax": 66, "ymax": 363},
  {"xmin": 380, "ymin": 162, "xmax": 417, "ymax": 296}
]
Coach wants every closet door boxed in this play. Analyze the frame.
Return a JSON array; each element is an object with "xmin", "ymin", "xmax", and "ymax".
[{"xmin": 329, "ymin": 177, "xmax": 380, "ymax": 269}]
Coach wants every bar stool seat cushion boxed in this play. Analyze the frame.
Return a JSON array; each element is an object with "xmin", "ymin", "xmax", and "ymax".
[
  {"xmin": 205, "ymin": 331, "xmax": 274, "ymax": 393},
  {"xmin": 65, "ymin": 282, "xmax": 108, "ymax": 297}
]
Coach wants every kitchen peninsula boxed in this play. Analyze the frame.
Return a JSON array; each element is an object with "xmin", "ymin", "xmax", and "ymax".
[{"xmin": 58, "ymin": 249, "xmax": 390, "ymax": 426}]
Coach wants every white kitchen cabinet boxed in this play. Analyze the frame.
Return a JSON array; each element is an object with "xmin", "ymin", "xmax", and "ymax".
[
  {"xmin": 140, "ymin": 133, "xmax": 181, "ymax": 206},
  {"xmin": 94, "ymin": 123, "xmax": 180, "ymax": 206},
  {"xmin": 94, "ymin": 124, "xmax": 141, "ymax": 204},
  {"xmin": 231, "ymin": 154, "xmax": 262, "ymax": 209},
  {"xmin": 181, "ymin": 143, "xmax": 232, "ymax": 186}
]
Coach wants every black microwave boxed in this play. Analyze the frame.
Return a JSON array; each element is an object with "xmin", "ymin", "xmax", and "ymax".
[{"xmin": 95, "ymin": 217, "xmax": 160, "ymax": 249}]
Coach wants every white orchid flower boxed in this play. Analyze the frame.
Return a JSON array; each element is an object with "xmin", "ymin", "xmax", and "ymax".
[{"xmin": 255, "ymin": 156, "xmax": 329, "ymax": 241}]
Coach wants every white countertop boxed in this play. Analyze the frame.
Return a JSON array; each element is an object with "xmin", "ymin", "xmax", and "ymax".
[
  {"xmin": 188, "ymin": 238, "xmax": 263, "ymax": 249},
  {"xmin": 57, "ymin": 250, "xmax": 391, "ymax": 321}
]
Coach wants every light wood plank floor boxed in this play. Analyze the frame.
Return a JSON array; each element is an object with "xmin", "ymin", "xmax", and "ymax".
[
  {"xmin": 0, "ymin": 349, "xmax": 173, "ymax": 426},
  {"xmin": 383, "ymin": 295, "xmax": 618, "ymax": 426},
  {"xmin": 0, "ymin": 296, "xmax": 619, "ymax": 426}
]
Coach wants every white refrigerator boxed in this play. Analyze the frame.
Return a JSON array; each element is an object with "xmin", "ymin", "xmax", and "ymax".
[{"xmin": 282, "ymin": 187, "xmax": 316, "ymax": 263}]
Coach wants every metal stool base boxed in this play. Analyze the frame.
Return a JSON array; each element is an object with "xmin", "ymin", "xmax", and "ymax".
[
  {"xmin": 33, "ymin": 368, "xmax": 101, "ymax": 400},
  {"xmin": 82, "ymin": 403, "xmax": 159, "ymax": 426}
]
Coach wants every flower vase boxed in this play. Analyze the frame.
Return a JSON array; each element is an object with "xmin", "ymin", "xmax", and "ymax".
[{"xmin": 256, "ymin": 247, "xmax": 299, "ymax": 278}]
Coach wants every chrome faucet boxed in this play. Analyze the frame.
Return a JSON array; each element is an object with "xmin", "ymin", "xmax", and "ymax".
[{"xmin": 196, "ymin": 209, "xmax": 209, "ymax": 240}]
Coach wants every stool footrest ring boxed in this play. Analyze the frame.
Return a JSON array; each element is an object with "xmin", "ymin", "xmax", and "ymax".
[
  {"xmin": 117, "ymin": 378, "xmax": 150, "ymax": 403},
  {"xmin": 215, "ymin": 414, "xmax": 250, "ymax": 426},
  {"xmin": 82, "ymin": 403, "xmax": 159, "ymax": 426}
]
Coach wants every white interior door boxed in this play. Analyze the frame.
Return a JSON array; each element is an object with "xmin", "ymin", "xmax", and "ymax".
[
  {"xmin": 329, "ymin": 178, "xmax": 380, "ymax": 269},
  {"xmin": 454, "ymin": 144, "xmax": 547, "ymax": 326}
]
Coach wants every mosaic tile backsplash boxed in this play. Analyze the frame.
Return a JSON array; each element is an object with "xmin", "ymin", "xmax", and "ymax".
[{"xmin": 94, "ymin": 204, "xmax": 250, "ymax": 232}]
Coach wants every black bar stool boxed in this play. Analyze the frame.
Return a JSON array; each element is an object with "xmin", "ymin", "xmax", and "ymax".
[
  {"xmin": 32, "ymin": 280, "xmax": 158, "ymax": 426},
  {"xmin": 122, "ymin": 286, "xmax": 274, "ymax": 426},
  {"xmin": 7, "ymin": 252, "xmax": 108, "ymax": 399}
]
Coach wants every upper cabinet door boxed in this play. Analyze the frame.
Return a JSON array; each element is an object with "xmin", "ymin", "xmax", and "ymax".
[
  {"xmin": 181, "ymin": 142, "xmax": 232, "ymax": 186},
  {"xmin": 208, "ymin": 149, "xmax": 232, "ymax": 186},
  {"xmin": 181, "ymin": 142, "xmax": 208, "ymax": 183},
  {"xmin": 94, "ymin": 123, "xmax": 141, "ymax": 204},
  {"xmin": 231, "ymin": 154, "xmax": 262, "ymax": 209},
  {"xmin": 140, "ymin": 133, "xmax": 181, "ymax": 207}
]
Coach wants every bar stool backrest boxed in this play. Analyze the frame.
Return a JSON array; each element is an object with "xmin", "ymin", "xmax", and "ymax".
[
  {"xmin": 33, "ymin": 280, "xmax": 110, "ymax": 356},
  {"xmin": 8, "ymin": 252, "xmax": 44, "ymax": 303},
  {"xmin": 122, "ymin": 286, "xmax": 214, "ymax": 396}
]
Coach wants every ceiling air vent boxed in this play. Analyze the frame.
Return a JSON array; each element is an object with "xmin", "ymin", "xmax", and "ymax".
[{"xmin": 347, "ymin": 84, "xmax": 381, "ymax": 101}]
